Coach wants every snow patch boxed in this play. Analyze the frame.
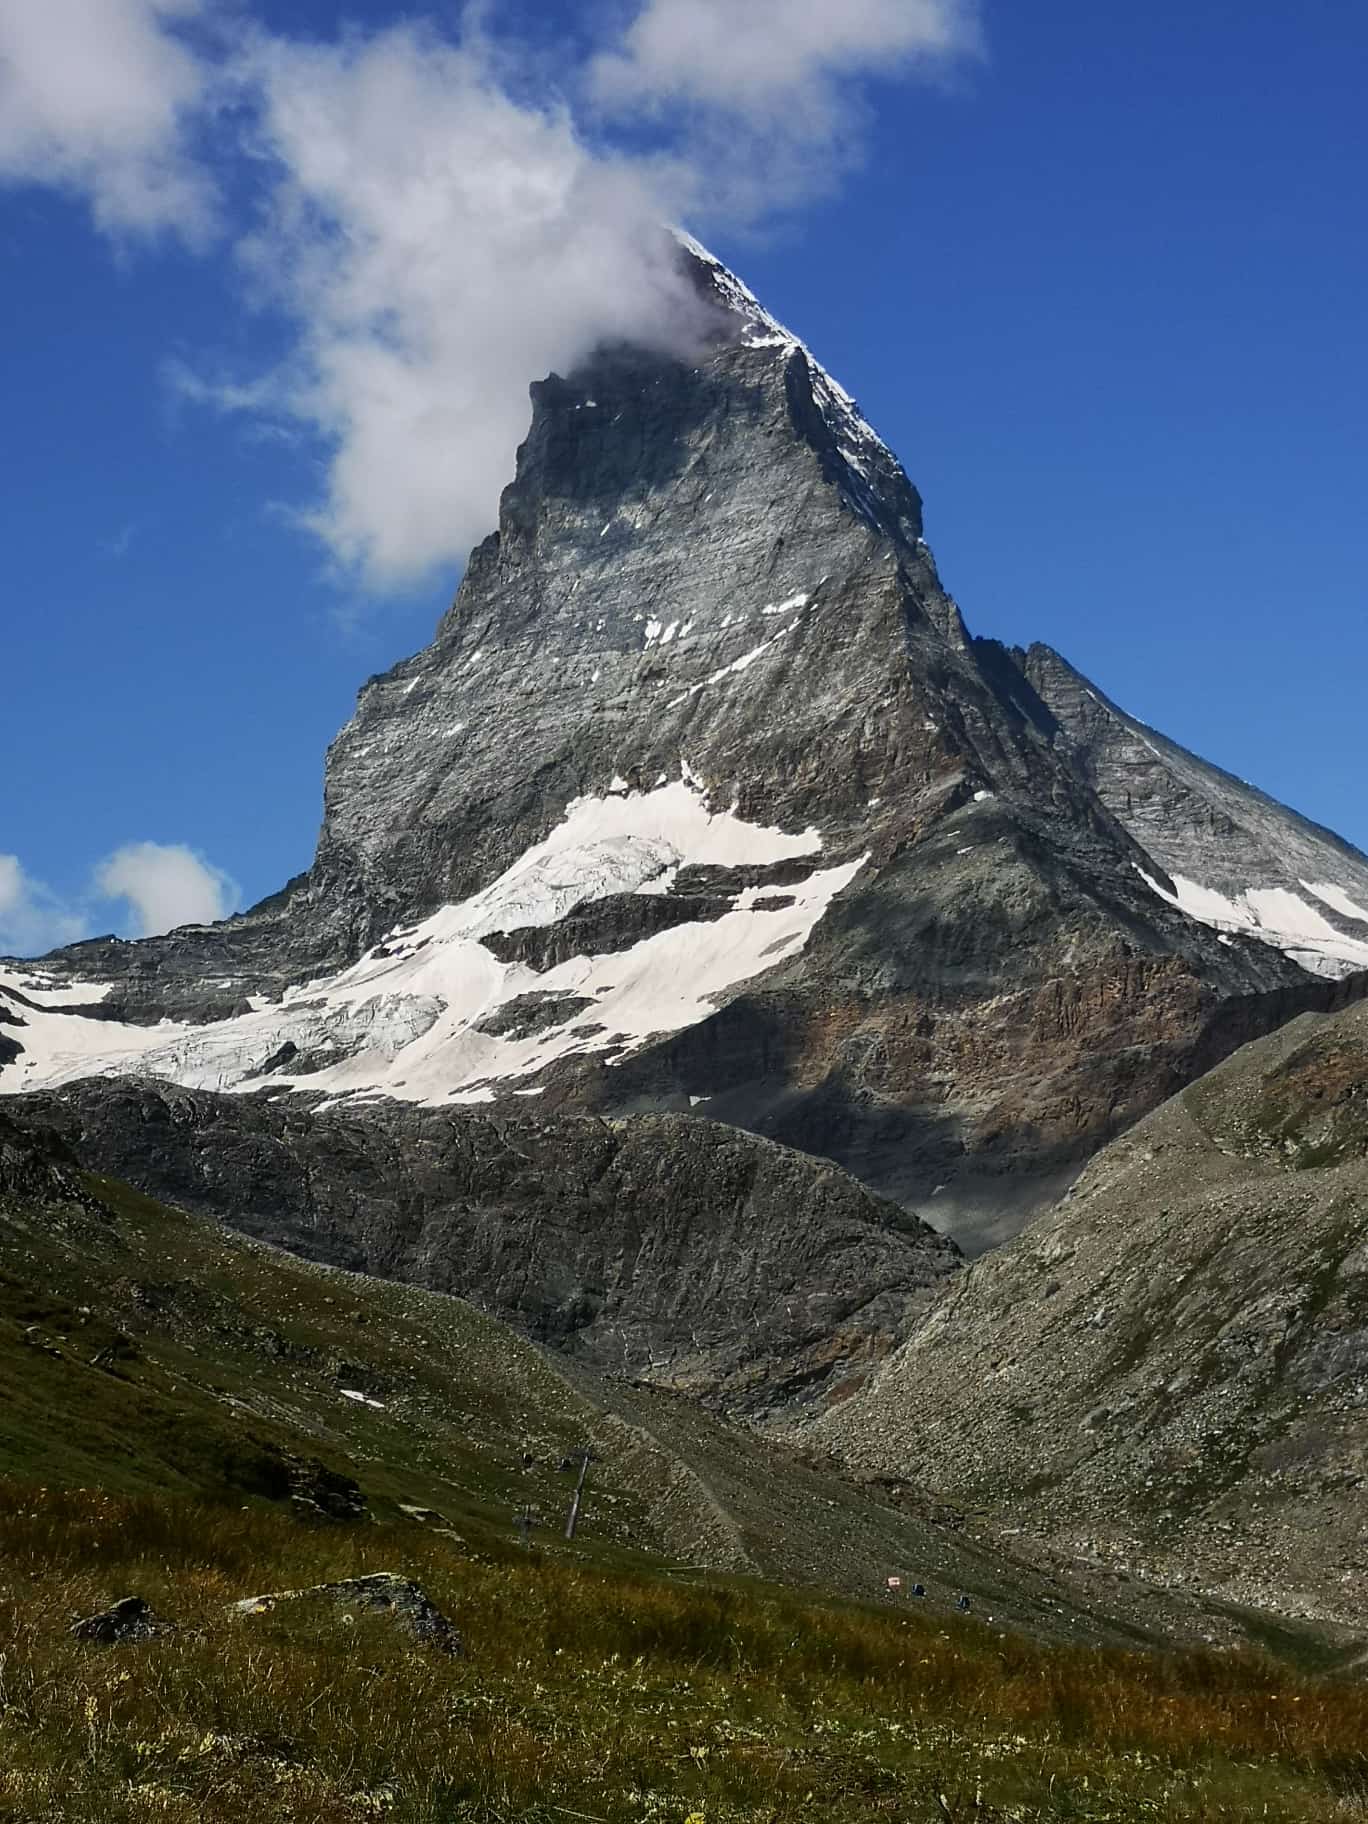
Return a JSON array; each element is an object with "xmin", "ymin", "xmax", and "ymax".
[
  {"xmin": 1301, "ymin": 881, "xmax": 1368, "ymax": 926},
  {"xmin": 666, "ymin": 625, "xmax": 796, "ymax": 710},
  {"xmin": 0, "ymin": 970, "xmax": 112, "ymax": 1009},
  {"xmin": 1, "ymin": 783, "xmax": 845, "ymax": 1108},
  {"xmin": 1137, "ymin": 870, "xmax": 1368, "ymax": 977}
]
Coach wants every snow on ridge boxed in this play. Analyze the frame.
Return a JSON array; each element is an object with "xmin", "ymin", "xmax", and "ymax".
[
  {"xmin": 676, "ymin": 231, "xmax": 904, "ymax": 510},
  {"xmin": 1301, "ymin": 880, "xmax": 1368, "ymax": 926},
  {"xmin": 0, "ymin": 781, "xmax": 856, "ymax": 1109},
  {"xmin": 1137, "ymin": 869, "xmax": 1368, "ymax": 978}
]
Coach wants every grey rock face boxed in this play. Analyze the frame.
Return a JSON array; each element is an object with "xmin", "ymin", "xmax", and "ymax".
[
  {"xmin": 16, "ymin": 1079, "xmax": 959, "ymax": 1419},
  {"xmin": 5, "ymin": 242, "xmax": 1364, "ymax": 1258},
  {"xmin": 821, "ymin": 995, "xmax": 1368, "ymax": 1625},
  {"xmin": 1014, "ymin": 642, "xmax": 1368, "ymax": 977}
]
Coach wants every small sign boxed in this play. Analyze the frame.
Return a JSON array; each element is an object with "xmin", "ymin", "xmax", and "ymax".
[{"xmin": 886, "ymin": 1576, "xmax": 902, "ymax": 1590}]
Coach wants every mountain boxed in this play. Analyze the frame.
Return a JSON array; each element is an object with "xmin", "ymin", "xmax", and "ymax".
[
  {"xmin": 3, "ymin": 239, "xmax": 1365, "ymax": 1259},
  {"xmin": 12, "ymin": 1077, "xmax": 957, "ymax": 1420},
  {"xmin": 820, "ymin": 993, "xmax": 1368, "ymax": 1627},
  {"xmin": 1015, "ymin": 643, "xmax": 1368, "ymax": 979},
  {"xmin": 0, "ymin": 1094, "xmax": 1267, "ymax": 1653}
]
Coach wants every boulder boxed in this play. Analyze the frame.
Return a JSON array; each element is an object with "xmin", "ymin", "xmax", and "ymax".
[
  {"xmin": 231, "ymin": 1572, "xmax": 462, "ymax": 1655},
  {"xmin": 71, "ymin": 1596, "xmax": 176, "ymax": 1645}
]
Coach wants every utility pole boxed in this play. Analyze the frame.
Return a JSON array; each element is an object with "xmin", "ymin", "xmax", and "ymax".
[{"xmin": 564, "ymin": 1446, "xmax": 592, "ymax": 1540}]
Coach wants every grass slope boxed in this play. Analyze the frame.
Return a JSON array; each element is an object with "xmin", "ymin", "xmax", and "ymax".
[
  {"xmin": 0, "ymin": 1143, "xmax": 1234, "ymax": 1644},
  {"xmin": 3, "ymin": 1138, "xmax": 1367, "ymax": 1818},
  {"xmin": 3, "ymin": 1484, "xmax": 1368, "ymax": 1822}
]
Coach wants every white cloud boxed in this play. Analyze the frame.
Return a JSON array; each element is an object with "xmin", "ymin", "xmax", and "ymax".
[
  {"xmin": 0, "ymin": 856, "xmax": 87, "ymax": 959},
  {"xmin": 594, "ymin": 0, "xmax": 977, "ymax": 111},
  {"xmin": 1, "ymin": 844, "xmax": 240, "ymax": 956},
  {"xmin": 210, "ymin": 23, "xmax": 714, "ymax": 588},
  {"xmin": 0, "ymin": 0, "xmax": 980, "ymax": 587},
  {"xmin": 94, "ymin": 842, "xmax": 239, "ymax": 937},
  {"xmin": 0, "ymin": 0, "xmax": 216, "ymax": 240},
  {"xmin": 590, "ymin": 0, "xmax": 981, "ymax": 214}
]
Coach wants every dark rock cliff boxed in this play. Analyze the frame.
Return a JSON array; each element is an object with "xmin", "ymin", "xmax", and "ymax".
[{"xmin": 14, "ymin": 1078, "xmax": 958, "ymax": 1420}]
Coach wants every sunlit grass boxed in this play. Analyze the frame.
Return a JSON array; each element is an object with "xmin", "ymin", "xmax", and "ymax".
[{"xmin": 1, "ymin": 1481, "xmax": 1365, "ymax": 1821}]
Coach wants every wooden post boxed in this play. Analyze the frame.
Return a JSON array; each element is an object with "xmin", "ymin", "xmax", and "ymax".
[{"xmin": 564, "ymin": 1447, "xmax": 592, "ymax": 1540}]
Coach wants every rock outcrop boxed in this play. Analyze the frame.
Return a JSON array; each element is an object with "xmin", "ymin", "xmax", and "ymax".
[
  {"xmin": 15, "ymin": 1078, "xmax": 958, "ymax": 1418},
  {"xmin": 821, "ymin": 996, "xmax": 1368, "ymax": 1625},
  {"xmin": 71, "ymin": 1598, "xmax": 177, "ymax": 1645},
  {"xmin": 232, "ymin": 1574, "xmax": 463, "ymax": 1655}
]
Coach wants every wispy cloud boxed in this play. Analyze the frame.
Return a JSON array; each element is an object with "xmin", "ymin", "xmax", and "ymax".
[
  {"xmin": 101, "ymin": 521, "xmax": 140, "ymax": 560},
  {"xmin": 0, "ymin": 856, "xmax": 87, "ymax": 958},
  {"xmin": 590, "ymin": 0, "xmax": 982, "ymax": 215},
  {"xmin": 0, "ymin": 0, "xmax": 217, "ymax": 242},
  {"xmin": 0, "ymin": 0, "xmax": 980, "ymax": 590}
]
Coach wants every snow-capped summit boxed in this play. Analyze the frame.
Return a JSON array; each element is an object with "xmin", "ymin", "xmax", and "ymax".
[{"xmin": 3, "ymin": 245, "xmax": 1363, "ymax": 1251}]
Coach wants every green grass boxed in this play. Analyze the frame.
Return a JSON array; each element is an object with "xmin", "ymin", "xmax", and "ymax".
[
  {"xmin": 1, "ymin": 1159, "xmax": 1253, "ymax": 1652},
  {"xmin": 2, "ymin": 1481, "xmax": 1368, "ymax": 1823},
  {"xmin": 4, "ymin": 1151, "xmax": 1368, "ymax": 1818},
  {"xmin": 0, "ymin": 1169, "xmax": 669, "ymax": 1571}
]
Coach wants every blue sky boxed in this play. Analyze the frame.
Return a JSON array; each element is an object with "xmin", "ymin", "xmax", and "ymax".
[{"xmin": 2, "ymin": 0, "xmax": 1365, "ymax": 952}]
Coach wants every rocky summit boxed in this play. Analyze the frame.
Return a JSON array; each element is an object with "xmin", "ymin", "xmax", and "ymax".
[{"xmin": 3, "ymin": 241, "xmax": 1368, "ymax": 1261}]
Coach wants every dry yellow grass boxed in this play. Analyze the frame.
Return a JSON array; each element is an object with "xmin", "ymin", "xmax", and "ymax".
[{"xmin": 0, "ymin": 1481, "xmax": 1365, "ymax": 1822}]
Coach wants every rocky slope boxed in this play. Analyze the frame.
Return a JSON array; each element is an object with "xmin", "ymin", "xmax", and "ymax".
[
  {"xmin": 13, "ymin": 1077, "xmax": 957, "ymax": 1419},
  {"xmin": 1013, "ymin": 643, "xmax": 1368, "ymax": 978},
  {"xmin": 820, "ymin": 997, "xmax": 1368, "ymax": 1626},
  {"xmin": 3, "ymin": 241, "xmax": 1365, "ymax": 1255},
  {"xmin": 4, "ymin": 1095, "xmax": 1353, "ymax": 1658}
]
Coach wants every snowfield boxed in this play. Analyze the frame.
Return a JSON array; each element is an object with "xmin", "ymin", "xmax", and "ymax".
[
  {"xmin": 1138, "ymin": 870, "xmax": 1368, "ymax": 978},
  {"xmin": 0, "ymin": 779, "xmax": 866, "ymax": 1108}
]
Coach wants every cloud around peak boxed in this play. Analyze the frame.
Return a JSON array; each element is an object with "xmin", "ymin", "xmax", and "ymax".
[
  {"xmin": 228, "ymin": 22, "xmax": 716, "ymax": 587},
  {"xmin": 0, "ymin": 0, "xmax": 980, "ymax": 590}
]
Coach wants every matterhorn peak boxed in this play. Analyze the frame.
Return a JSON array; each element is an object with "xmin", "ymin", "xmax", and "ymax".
[{"xmin": 5, "ymin": 247, "xmax": 1365, "ymax": 1252}]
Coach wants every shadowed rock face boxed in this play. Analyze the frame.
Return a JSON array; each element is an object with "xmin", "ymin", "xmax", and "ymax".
[
  {"xmin": 0, "ymin": 1108, "xmax": 93, "ymax": 1213},
  {"xmin": 4, "ymin": 242, "xmax": 1364, "ymax": 1256},
  {"xmin": 15, "ymin": 1079, "xmax": 958, "ymax": 1422},
  {"xmin": 820, "ymin": 996, "xmax": 1368, "ymax": 1626}
]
